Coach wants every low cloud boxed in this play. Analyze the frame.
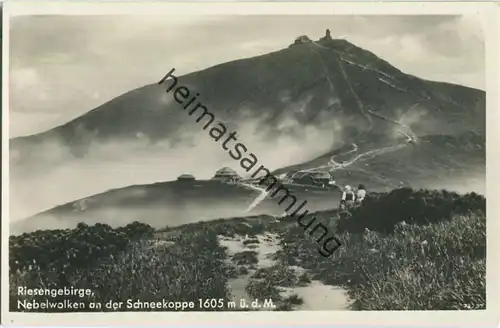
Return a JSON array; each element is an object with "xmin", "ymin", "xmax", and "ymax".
[{"xmin": 9, "ymin": 109, "xmax": 337, "ymax": 221}]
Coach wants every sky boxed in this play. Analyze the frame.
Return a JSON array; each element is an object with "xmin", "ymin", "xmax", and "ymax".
[{"xmin": 8, "ymin": 15, "xmax": 485, "ymax": 138}]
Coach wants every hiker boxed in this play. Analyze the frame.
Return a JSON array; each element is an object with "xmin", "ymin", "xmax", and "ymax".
[
  {"xmin": 340, "ymin": 185, "xmax": 355, "ymax": 210},
  {"xmin": 356, "ymin": 184, "xmax": 366, "ymax": 204}
]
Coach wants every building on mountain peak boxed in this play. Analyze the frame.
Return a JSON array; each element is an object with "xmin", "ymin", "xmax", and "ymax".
[
  {"xmin": 325, "ymin": 29, "xmax": 332, "ymax": 40},
  {"xmin": 319, "ymin": 29, "xmax": 332, "ymax": 42},
  {"xmin": 290, "ymin": 35, "xmax": 312, "ymax": 47}
]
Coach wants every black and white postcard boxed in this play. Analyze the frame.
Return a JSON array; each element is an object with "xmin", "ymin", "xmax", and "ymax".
[{"xmin": 1, "ymin": 1, "xmax": 499, "ymax": 326}]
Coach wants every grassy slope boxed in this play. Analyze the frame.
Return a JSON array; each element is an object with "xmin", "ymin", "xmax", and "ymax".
[
  {"xmin": 273, "ymin": 131, "xmax": 485, "ymax": 192},
  {"xmin": 9, "ymin": 188, "xmax": 486, "ymax": 311},
  {"xmin": 278, "ymin": 211, "xmax": 486, "ymax": 310}
]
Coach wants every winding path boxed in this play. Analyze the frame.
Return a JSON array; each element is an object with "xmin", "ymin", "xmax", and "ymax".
[
  {"xmin": 240, "ymin": 182, "xmax": 271, "ymax": 212},
  {"xmin": 241, "ymin": 42, "xmax": 423, "ymax": 212},
  {"xmin": 286, "ymin": 43, "xmax": 417, "ymax": 179}
]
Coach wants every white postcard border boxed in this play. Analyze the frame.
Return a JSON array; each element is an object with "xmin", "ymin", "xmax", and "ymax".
[{"xmin": 1, "ymin": 1, "xmax": 499, "ymax": 325}]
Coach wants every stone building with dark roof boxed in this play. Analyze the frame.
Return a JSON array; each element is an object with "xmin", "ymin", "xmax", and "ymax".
[
  {"xmin": 212, "ymin": 167, "xmax": 242, "ymax": 184},
  {"xmin": 292, "ymin": 171, "xmax": 335, "ymax": 188},
  {"xmin": 291, "ymin": 35, "xmax": 312, "ymax": 46},
  {"xmin": 177, "ymin": 173, "xmax": 196, "ymax": 181}
]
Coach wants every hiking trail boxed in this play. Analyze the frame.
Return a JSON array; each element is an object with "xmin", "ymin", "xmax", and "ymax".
[{"xmin": 242, "ymin": 41, "xmax": 422, "ymax": 212}]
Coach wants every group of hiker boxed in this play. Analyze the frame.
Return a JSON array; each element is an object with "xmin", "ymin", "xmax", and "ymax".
[
  {"xmin": 274, "ymin": 177, "xmax": 368, "ymax": 219},
  {"xmin": 339, "ymin": 184, "xmax": 366, "ymax": 210}
]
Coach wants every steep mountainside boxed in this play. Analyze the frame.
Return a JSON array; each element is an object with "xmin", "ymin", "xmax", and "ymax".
[{"xmin": 10, "ymin": 36, "xmax": 485, "ymax": 163}]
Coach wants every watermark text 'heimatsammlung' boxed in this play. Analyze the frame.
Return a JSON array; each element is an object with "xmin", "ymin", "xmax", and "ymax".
[{"xmin": 158, "ymin": 68, "xmax": 342, "ymax": 257}]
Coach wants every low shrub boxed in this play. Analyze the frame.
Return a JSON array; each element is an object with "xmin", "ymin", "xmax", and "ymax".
[
  {"xmin": 243, "ymin": 238, "xmax": 260, "ymax": 246},
  {"xmin": 232, "ymin": 251, "xmax": 259, "ymax": 266},
  {"xmin": 251, "ymin": 265, "xmax": 299, "ymax": 288},
  {"xmin": 337, "ymin": 188, "xmax": 485, "ymax": 233},
  {"xmin": 10, "ymin": 223, "xmax": 231, "ymax": 312}
]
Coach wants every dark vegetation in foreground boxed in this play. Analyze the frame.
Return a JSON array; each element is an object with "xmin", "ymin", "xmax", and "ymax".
[
  {"xmin": 10, "ymin": 188, "xmax": 486, "ymax": 311},
  {"xmin": 336, "ymin": 188, "xmax": 485, "ymax": 233}
]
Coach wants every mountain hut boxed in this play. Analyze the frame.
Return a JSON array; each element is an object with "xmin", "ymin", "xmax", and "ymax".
[
  {"xmin": 212, "ymin": 167, "xmax": 242, "ymax": 184},
  {"xmin": 177, "ymin": 174, "xmax": 196, "ymax": 182}
]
